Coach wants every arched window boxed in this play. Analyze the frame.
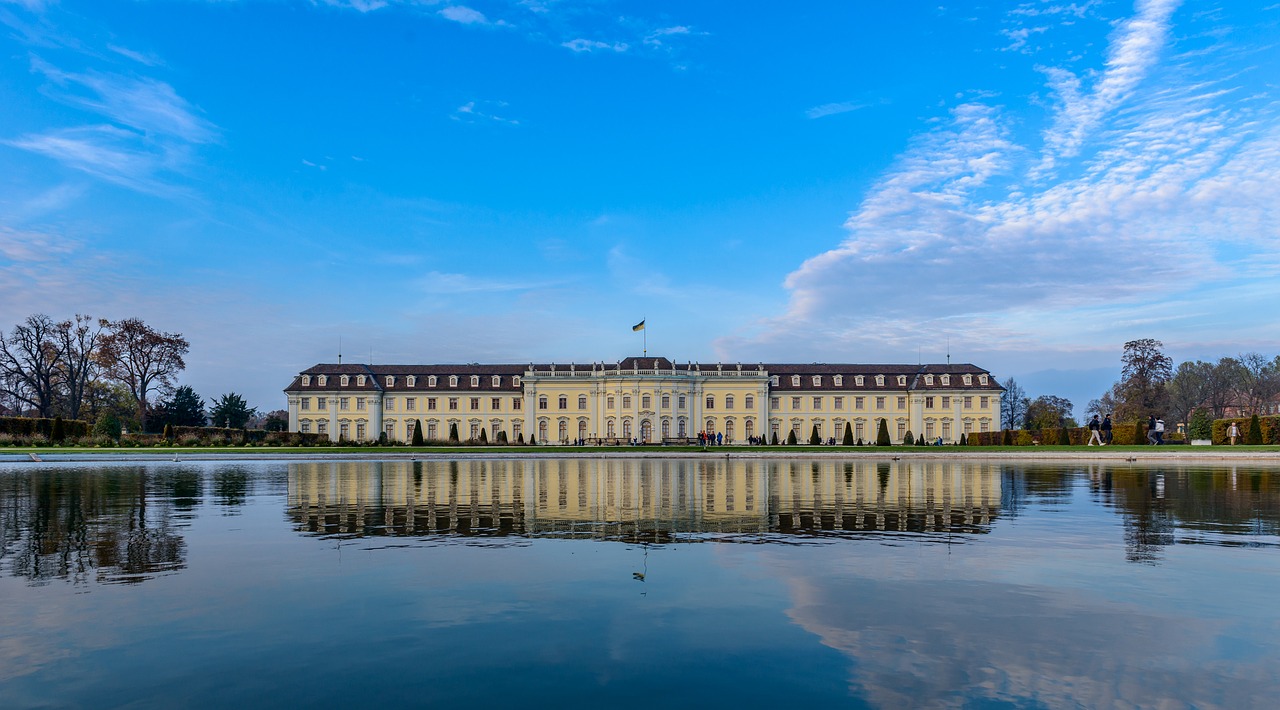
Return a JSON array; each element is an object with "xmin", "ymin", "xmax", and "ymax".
[
  {"xmin": 607, "ymin": 396, "xmax": 616, "ymax": 409},
  {"xmin": 492, "ymin": 375, "xmax": 501, "ymax": 386},
  {"xmin": 745, "ymin": 419, "xmax": 754, "ymax": 439},
  {"xmin": 578, "ymin": 420, "xmax": 587, "ymax": 439},
  {"xmin": 386, "ymin": 375, "xmax": 395, "ymax": 386},
  {"xmin": 607, "ymin": 420, "xmax": 616, "ymax": 437},
  {"xmin": 470, "ymin": 375, "xmax": 480, "ymax": 387},
  {"xmin": 356, "ymin": 375, "xmax": 365, "ymax": 386},
  {"xmin": 558, "ymin": 420, "xmax": 568, "ymax": 442},
  {"xmin": 662, "ymin": 420, "xmax": 670, "ymax": 438},
  {"xmin": 340, "ymin": 375, "xmax": 349, "ymax": 386},
  {"xmin": 725, "ymin": 395, "xmax": 735, "ymax": 409},
  {"xmin": 448, "ymin": 375, "xmax": 458, "ymax": 387},
  {"xmin": 725, "ymin": 419, "xmax": 735, "ymax": 441},
  {"xmin": 791, "ymin": 375, "xmax": 801, "ymax": 386},
  {"xmin": 578, "ymin": 395, "xmax": 587, "ymax": 410},
  {"xmin": 301, "ymin": 375, "xmax": 311, "ymax": 386},
  {"xmin": 623, "ymin": 420, "xmax": 632, "ymax": 438},
  {"xmin": 705, "ymin": 419, "xmax": 715, "ymax": 435},
  {"xmin": 538, "ymin": 420, "xmax": 548, "ymax": 441},
  {"xmin": 678, "ymin": 418, "xmax": 687, "ymax": 437},
  {"xmin": 705, "ymin": 395, "xmax": 715, "ymax": 409},
  {"xmin": 622, "ymin": 395, "xmax": 631, "ymax": 408}
]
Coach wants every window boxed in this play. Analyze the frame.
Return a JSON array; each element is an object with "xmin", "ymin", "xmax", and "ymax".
[
  {"xmin": 340, "ymin": 375, "xmax": 349, "ymax": 386},
  {"xmin": 512, "ymin": 422, "xmax": 522, "ymax": 439},
  {"xmin": 834, "ymin": 375, "xmax": 843, "ymax": 386},
  {"xmin": 980, "ymin": 396, "xmax": 989, "ymax": 409},
  {"xmin": 449, "ymin": 397, "xmax": 459, "ymax": 411},
  {"xmin": 678, "ymin": 395, "xmax": 687, "ymax": 409},
  {"xmin": 302, "ymin": 375, "xmax": 311, "ymax": 386},
  {"xmin": 855, "ymin": 396, "xmax": 865, "ymax": 410},
  {"xmin": 925, "ymin": 396, "xmax": 934, "ymax": 409},
  {"xmin": 607, "ymin": 420, "xmax": 616, "ymax": 437},
  {"xmin": 470, "ymin": 375, "xmax": 480, "ymax": 387},
  {"xmin": 897, "ymin": 375, "xmax": 907, "ymax": 386},
  {"xmin": 557, "ymin": 421, "xmax": 567, "ymax": 442},
  {"xmin": 791, "ymin": 375, "xmax": 801, "ymax": 386},
  {"xmin": 622, "ymin": 395, "xmax": 631, "ymax": 408},
  {"xmin": 493, "ymin": 375, "xmax": 501, "ymax": 387},
  {"xmin": 579, "ymin": 395, "xmax": 588, "ymax": 410},
  {"xmin": 607, "ymin": 396, "xmax": 615, "ymax": 409},
  {"xmin": 356, "ymin": 422, "xmax": 366, "ymax": 439},
  {"xmin": 356, "ymin": 397, "xmax": 366, "ymax": 411},
  {"xmin": 706, "ymin": 395, "xmax": 715, "ymax": 409},
  {"xmin": 641, "ymin": 394, "xmax": 651, "ymax": 409},
  {"xmin": 896, "ymin": 396, "xmax": 906, "ymax": 409},
  {"xmin": 812, "ymin": 375, "xmax": 822, "ymax": 386},
  {"xmin": 301, "ymin": 421, "xmax": 311, "ymax": 433},
  {"xmin": 925, "ymin": 421, "xmax": 935, "ymax": 438},
  {"xmin": 770, "ymin": 397, "xmax": 780, "ymax": 409},
  {"xmin": 813, "ymin": 396, "xmax": 822, "ymax": 409},
  {"xmin": 855, "ymin": 421, "xmax": 864, "ymax": 439},
  {"xmin": 426, "ymin": 421, "xmax": 437, "ymax": 439},
  {"xmin": 979, "ymin": 375, "xmax": 989, "ymax": 385},
  {"xmin": 662, "ymin": 395, "xmax": 670, "ymax": 409},
  {"xmin": 423, "ymin": 398, "xmax": 433, "ymax": 411},
  {"xmin": 770, "ymin": 376, "xmax": 780, "ymax": 386},
  {"xmin": 834, "ymin": 396, "xmax": 844, "ymax": 410},
  {"xmin": 539, "ymin": 396, "xmax": 548, "ymax": 410},
  {"xmin": 558, "ymin": 395, "xmax": 568, "ymax": 410},
  {"xmin": 301, "ymin": 397, "xmax": 310, "ymax": 411},
  {"xmin": 339, "ymin": 397, "xmax": 350, "ymax": 411},
  {"xmin": 449, "ymin": 375, "xmax": 458, "ymax": 387},
  {"xmin": 385, "ymin": 422, "xmax": 395, "ymax": 439},
  {"xmin": 790, "ymin": 396, "xmax": 801, "ymax": 409},
  {"xmin": 725, "ymin": 395, "xmax": 735, "ymax": 409},
  {"xmin": 875, "ymin": 396, "xmax": 885, "ymax": 410},
  {"xmin": 855, "ymin": 375, "xmax": 864, "ymax": 386},
  {"xmin": 964, "ymin": 396, "xmax": 973, "ymax": 409},
  {"xmin": 771, "ymin": 421, "xmax": 780, "ymax": 440},
  {"xmin": 407, "ymin": 398, "xmax": 417, "ymax": 411},
  {"xmin": 942, "ymin": 396, "xmax": 951, "ymax": 408},
  {"xmin": 492, "ymin": 397, "xmax": 501, "ymax": 410},
  {"xmin": 470, "ymin": 397, "xmax": 480, "ymax": 410},
  {"xmin": 513, "ymin": 376, "xmax": 521, "ymax": 387},
  {"xmin": 513, "ymin": 398, "xmax": 522, "ymax": 410},
  {"xmin": 472, "ymin": 422, "xmax": 480, "ymax": 439},
  {"xmin": 317, "ymin": 420, "xmax": 327, "ymax": 434},
  {"xmin": 317, "ymin": 375, "xmax": 327, "ymax": 386},
  {"xmin": 339, "ymin": 423, "xmax": 350, "ymax": 441},
  {"xmin": 875, "ymin": 375, "xmax": 884, "ymax": 386},
  {"xmin": 428, "ymin": 375, "xmax": 437, "ymax": 387},
  {"xmin": 386, "ymin": 375, "xmax": 395, "ymax": 387},
  {"xmin": 980, "ymin": 419, "xmax": 990, "ymax": 433},
  {"xmin": 407, "ymin": 375, "xmax": 416, "ymax": 387},
  {"xmin": 356, "ymin": 375, "xmax": 365, "ymax": 386},
  {"xmin": 317, "ymin": 397, "xmax": 327, "ymax": 410},
  {"xmin": 940, "ymin": 375, "xmax": 949, "ymax": 386},
  {"xmin": 745, "ymin": 395, "xmax": 754, "ymax": 409},
  {"xmin": 924, "ymin": 374, "xmax": 934, "ymax": 385},
  {"xmin": 963, "ymin": 374, "xmax": 973, "ymax": 386}
]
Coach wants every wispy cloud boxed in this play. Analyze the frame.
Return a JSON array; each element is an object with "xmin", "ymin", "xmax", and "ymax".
[
  {"xmin": 417, "ymin": 270, "xmax": 559, "ymax": 294},
  {"xmin": 562, "ymin": 38, "xmax": 629, "ymax": 53},
  {"xmin": 452, "ymin": 100, "xmax": 519, "ymax": 125},
  {"xmin": 440, "ymin": 5, "xmax": 506, "ymax": 26},
  {"xmin": 806, "ymin": 101, "xmax": 872, "ymax": 119},
  {"xmin": 107, "ymin": 43, "xmax": 164, "ymax": 67}
]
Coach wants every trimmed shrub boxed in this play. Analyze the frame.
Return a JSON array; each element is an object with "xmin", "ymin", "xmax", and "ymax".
[
  {"xmin": 903, "ymin": 431, "xmax": 914, "ymax": 446},
  {"xmin": 771, "ymin": 432, "xmax": 779, "ymax": 445},
  {"xmin": 497, "ymin": 430, "xmax": 508, "ymax": 444},
  {"xmin": 959, "ymin": 433, "xmax": 967, "ymax": 446},
  {"xmin": 448, "ymin": 423, "xmax": 459, "ymax": 442},
  {"xmin": 479, "ymin": 428, "xmax": 488, "ymax": 444},
  {"xmin": 517, "ymin": 432, "xmax": 525, "ymax": 444},
  {"xmin": 809, "ymin": 425, "xmax": 820, "ymax": 445},
  {"xmin": 411, "ymin": 419, "xmax": 424, "ymax": 446},
  {"xmin": 786, "ymin": 429, "xmax": 797, "ymax": 445},
  {"xmin": 876, "ymin": 419, "xmax": 891, "ymax": 446},
  {"xmin": 1247, "ymin": 414, "xmax": 1264, "ymax": 445},
  {"xmin": 1189, "ymin": 409, "xmax": 1212, "ymax": 440},
  {"xmin": 529, "ymin": 434, "xmax": 537, "ymax": 445},
  {"xmin": 1057, "ymin": 427, "xmax": 1070, "ymax": 445},
  {"xmin": 843, "ymin": 422, "xmax": 854, "ymax": 446}
]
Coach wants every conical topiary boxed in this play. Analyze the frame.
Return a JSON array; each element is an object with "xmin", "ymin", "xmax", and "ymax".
[
  {"xmin": 876, "ymin": 419, "xmax": 891, "ymax": 446},
  {"xmin": 479, "ymin": 428, "xmax": 488, "ymax": 444},
  {"xmin": 786, "ymin": 429, "xmax": 797, "ymax": 445},
  {"xmin": 809, "ymin": 425, "xmax": 820, "ymax": 445},
  {"xmin": 517, "ymin": 432, "xmax": 525, "ymax": 444},
  {"xmin": 959, "ymin": 432, "xmax": 967, "ymax": 446},
  {"xmin": 771, "ymin": 431, "xmax": 779, "ymax": 445},
  {"xmin": 1247, "ymin": 414, "xmax": 1263, "ymax": 445},
  {"xmin": 448, "ymin": 422, "xmax": 459, "ymax": 442},
  {"xmin": 1002, "ymin": 429, "xmax": 1013, "ymax": 446},
  {"xmin": 903, "ymin": 430, "xmax": 914, "ymax": 446},
  {"xmin": 497, "ymin": 430, "xmax": 508, "ymax": 444},
  {"xmin": 51, "ymin": 416, "xmax": 66, "ymax": 442},
  {"xmin": 411, "ymin": 419, "xmax": 424, "ymax": 446},
  {"xmin": 843, "ymin": 422, "xmax": 854, "ymax": 446},
  {"xmin": 856, "ymin": 437, "xmax": 863, "ymax": 446}
]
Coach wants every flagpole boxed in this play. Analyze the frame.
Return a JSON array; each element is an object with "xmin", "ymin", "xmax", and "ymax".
[{"xmin": 643, "ymin": 315, "xmax": 647, "ymax": 357}]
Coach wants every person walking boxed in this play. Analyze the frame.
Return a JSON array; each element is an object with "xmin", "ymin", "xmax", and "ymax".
[
  {"xmin": 1147, "ymin": 415, "xmax": 1158, "ymax": 445},
  {"xmin": 1229, "ymin": 421, "xmax": 1241, "ymax": 445},
  {"xmin": 1101, "ymin": 414, "xmax": 1113, "ymax": 445},
  {"xmin": 1087, "ymin": 415, "xmax": 1103, "ymax": 446},
  {"xmin": 1154, "ymin": 417, "xmax": 1165, "ymax": 445}
]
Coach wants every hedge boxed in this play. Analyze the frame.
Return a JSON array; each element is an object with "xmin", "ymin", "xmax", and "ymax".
[
  {"xmin": 1212, "ymin": 416, "xmax": 1280, "ymax": 445},
  {"xmin": 0, "ymin": 416, "xmax": 90, "ymax": 438}
]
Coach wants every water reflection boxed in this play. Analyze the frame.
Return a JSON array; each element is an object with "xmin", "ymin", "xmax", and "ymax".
[{"xmin": 286, "ymin": 459, "xmax": 1005, "ymax": 542}]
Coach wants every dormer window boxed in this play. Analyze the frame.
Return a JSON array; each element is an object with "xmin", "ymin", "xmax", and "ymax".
[
  {"xmin": 340, "ymin": 375, "xmax": 349, "ymax": 386},
  {"xmin": 771, "ymin": 375, "xmax": 780, "ymax": 386},
  {"xmin": 301, "ymin": 375, "xmax": 311, "ymax": 386},
  {"xmin": 407, "ymin": 375, "xmax": 416, "ymax": 387},
  {"xmin": 513, "ymin": 376, "xmax": 521, "ymax": 387},
  {"xmin": 317, "ymin": 375, "xmax": 327, "ymax": 386},
  {"xmin": 833, "ymin": 375, "xmax": 843, "ymax": 386},
  {"xmin": 979, "ymin": 374, "xmax": 988, "ymax": 385},
  {"xmin": 427, "ymin": 375, "xmax": 436, "ymax": 387},
  {"xmin": 356, "ymin": 375, "xmax": 365, "ymax": 386},
  {"xmin": 791, "ymin": 375, "xmax": 801, "ymax": 386},
  {"xmin": 963, "ymin": 374, "xmax": 973, "ymax": 386},
  {"xmin": 924, "ymin": 374, "xmax": 934, "ymax": 385},
  {"xmin": 941, "ymin": 375, "xmax": 950, "ymax": 386},
  {"xmin": 470, "ymin": 375, "xmax": 480, "ymax": 387},
  {"xmin": 492, "ymin": 375, "xmax": 501, "ymax": 387},
  {"xmin": 386, "ymin": 375, "xmax": 395, "ymax": 387},
  {"xmin": 897, "ymin": 375, "xmax": 907, "ymax": 386},
  {"xmin": 875, "ymin": 375, "xmax": 884, "ymax": 387},
  {"xmin": 812, "ymin": 375, "xmax": 822, "ymax": 386},
  {"xmin": 448, "ymin": 375, "xmax": 458, "ymax": 387},
  {"xmin": 855, "ymin": 375, "xmax": 864, "ymax": 386}
]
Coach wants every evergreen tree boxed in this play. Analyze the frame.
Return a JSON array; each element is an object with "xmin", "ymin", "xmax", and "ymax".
[
  {"xmin": 903, "ymin": 430, "xmax": 914, "ymax": 446},
  {"xmin": 51, "ymin": 416, "xmax": 66, "ymax": 442},
  {"xmin": 497, "ymin": 430, "xmax": 508, "ymax": 444},
  {"xmin": 93, "ymin": 412, "xmax": 122, "ymax": 441},
  {"xmin": 517, "ymin": 432, "xmax": 524, "ymax": 444},
  {"xmin": 1189, "ymin": 409, "xmax": 1212, "ymax": 440},
  {"xmin": 160, "ymin": 385, "xmax": 206, "ymax": 427},
  {"xmin": 163, "ymin": 423, "xmax": 174, "ymax": 442},
  {"xmin": 843, "ymin": 422, "xmax": 854, "ymax": 446},
  {"xmin": 411, "ymin": 419, "xmax": 424, "ymax": 446},
  {"xmin": 959, "ymin": 433, "xmax": 967, "ymax": 445},
  {"xmin": 876, "ymin": 419, "xmax": 890, "ymax": 446},
  {"xmin": 771, "ymin": 431, "xmax": 779, "ymax": 445},
  {"xmin": 809, "ymin": 425, "xmax": 820, "ymax": 445},
  {"xmin": 208, "ymin": 392, "xmax": 256, "ymax": 429},
  {"xmin": 448, "ymin": 422, "xmax": 459, "ymax": 442},
  {"xmin": 479, "ymin": 428, "xmax": 488, "ymax": 444},
  {"xmin": 1247, "ymin": 414, "xmax": 1263, "ymax": 445},
  {"xmin": 786, "ymin": 429, "xmax": 797, "ymax": 445},
  {"xmin": 856, "ymin": 437, "xmax": 863, "ymax": 446},
  {"xmin": 1057, "ymin": 427, "xmax": 1071, "ymax": 445},
  {"xmin": 378, "ymin": 431, "xmax": 388, "ymax": 445},
  {"xmin": 529, "ymin": 434, "xmax": 537, "ymax": 445}
]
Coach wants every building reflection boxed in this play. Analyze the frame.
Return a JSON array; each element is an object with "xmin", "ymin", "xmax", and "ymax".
[
  {"xmin": 0, "ymin": 466, "xmax": 193, "ymax": 585},
  {"xmin": 286, "ymin": 459, "xmax": 1005, "ymax": 542}
]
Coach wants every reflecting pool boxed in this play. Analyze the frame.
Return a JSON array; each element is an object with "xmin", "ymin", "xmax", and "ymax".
[{"xmin": 2, "ymin": 458, "xmax": 1279, "ymax": 708}]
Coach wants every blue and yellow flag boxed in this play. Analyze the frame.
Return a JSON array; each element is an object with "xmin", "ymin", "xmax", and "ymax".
[{"xmin": 632, "ymin": 320, "xmax": 645, "ymax": 331}]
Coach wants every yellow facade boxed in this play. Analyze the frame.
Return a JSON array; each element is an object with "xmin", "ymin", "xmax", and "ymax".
[{"xmin": 284, "ymin": 357, "xmax": 1002, "ymax": 444}]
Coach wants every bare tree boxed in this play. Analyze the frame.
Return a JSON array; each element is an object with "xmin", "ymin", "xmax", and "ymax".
[
  {"xmin": 1000, "ymin": 377, "xmax": 1028, "ymax": 430},
  {"xmin": 55, "ymin": 315, "xmax": 107, "ymax": 420},
  {"xmin": 1114, "ymin": 338, "xmax": 1172, "ymax": 422},
  {"xmin": 1237, "ymin": 352, "xmax": 1280, "ymax": 416},
  {"xmin": 1204, "ymin": 357, "xmax": 1243, "ymax": 418},
  {"xmin": 98, "ymin": 318, "xmax": 190, "ymax": 431},
  {"xmin": 1165, "ymin": 360, "xmax": 1213, "ymax": 432},
  {"xmin": 0, "ymin": 314, "xmax": 65, "ymax": 417}
]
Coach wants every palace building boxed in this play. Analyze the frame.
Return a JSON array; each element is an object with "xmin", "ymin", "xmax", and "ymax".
[{"xmin": 284, "ymin": 357, "xmax": 1003, "ymax": 445}]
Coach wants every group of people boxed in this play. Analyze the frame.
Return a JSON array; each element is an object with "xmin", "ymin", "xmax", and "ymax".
[
  {"xmin": 1087, "ymin": 413, "xmax": 1171, "ymax": 445},
  {"xmin": 698, "ymin": 431, "xmax": 725, "ymax": 446}
]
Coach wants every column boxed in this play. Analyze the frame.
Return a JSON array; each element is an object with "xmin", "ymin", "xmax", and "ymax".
[
  {"xmin": 370, "ymin": 393, "xmax": 383, "ymax": 442},
  {"xmin": 288, "ymin": 397, "xmax": 299, "ymax": 432},
  {"xmin": 328, "ymin": 396, "xmax": 338, "ymax": 442}
]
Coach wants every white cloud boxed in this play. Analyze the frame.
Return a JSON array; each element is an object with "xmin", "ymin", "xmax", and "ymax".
[
  {"xmin": 439, "ymin": 6, "xmax": 488, "ymax": 25},
  {"xmin": 452, "ymin": 100, "xmax": 519, "ymax": 125},
  {"xmin": 561, "ymin": 38, "xmax": 629, "ymax": 53},
  {"xmin": 417, "ymin": 271, "xmax": 559, "ymax": 294},
  {"xmin": 107, "ymin": 43, "xmax": 164, "ymax": 67},
  {"xmin": 806, "ymin": 101, "xmax": 870, "ymax": 119}
]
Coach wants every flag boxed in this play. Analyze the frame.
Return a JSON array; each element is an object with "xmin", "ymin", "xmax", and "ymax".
[{"xmin": 632, "ymin": 320, "xmax": 645, "ymax": 331}]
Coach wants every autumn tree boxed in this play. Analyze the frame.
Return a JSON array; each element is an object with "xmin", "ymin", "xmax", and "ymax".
[
  {"xmin": 1024, "ymin": 395, "xmax": 1074, "ymax": 430},
  {"xmin": 1112, "ymin": 339, "xmax": 1172, "ymax": 422},
  {"xmin": 97, "ymin": 318, "xmax": 190, "ymax": 431},
  {"xmin": 1165, "ymin": 360, "xmax": 1213, "ymax": 433}
]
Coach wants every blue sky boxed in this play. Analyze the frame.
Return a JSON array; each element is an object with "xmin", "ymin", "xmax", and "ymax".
[{"xmin": 2, "ymin": 0, "xmax": 1278, "ymax": 415}]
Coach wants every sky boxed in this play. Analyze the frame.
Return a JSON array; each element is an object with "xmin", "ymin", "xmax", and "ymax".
[{"xmin": 2, "ymin": 0, "xmax": 1279, "ymax": 416}]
